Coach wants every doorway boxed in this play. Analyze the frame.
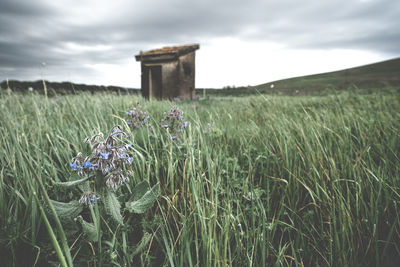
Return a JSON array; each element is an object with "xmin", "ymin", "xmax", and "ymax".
[{"xmin": 147, "ymin": 66, "xmax": 162, "ymax": 99}]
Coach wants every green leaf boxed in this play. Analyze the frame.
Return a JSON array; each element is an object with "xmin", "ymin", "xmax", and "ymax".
[
  {"xmin": 76, "ymin": 216, "xmax": 99, "ymax": 242},
  {"xmin": 132, "ymin": 232, "xmax": 152, "ymax": 257},
  {"xmin": 48, "ymin": 200, "xmax": 83, "ymax": 221},
  {"xmin": 126, "ymin": 183, "xmax": 160, "ymax": 214},
  {"xmin": 105, "ymin": 190, "xmax": 123, "ymax": 225},
  {"xmin": 54, "ymin": 176, "xmax": 90, "ymax": 188},
  {"xmin": 243, "ymin": 188, "xmax": 265, "ymax": 201},
  {"xmin": 78, "ymin": 181, "xmax": 91, "ymax": 193},
  {"xmin": 131, "ymin": 181, "xmax": 150, "ymax": 201}
]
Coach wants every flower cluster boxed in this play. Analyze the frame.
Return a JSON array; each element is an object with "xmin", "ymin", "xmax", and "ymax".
[
  {"xmin": 126, "ymin": 103, "xmax": 150, "ymax": 129},
  {"xmin": 105, "ymin": 169, "xmax": 132, "ymax": 190},
  {"xmin": 160, "ymin": 107, "xmax": 188, "ymax": 140},
  {"xmin": 79, "ymin": 192, "xmax": 101, "ymax": 206},
  {"xmin": 70, "ymin": 125, "xmax": 134, "ymax": 204}
]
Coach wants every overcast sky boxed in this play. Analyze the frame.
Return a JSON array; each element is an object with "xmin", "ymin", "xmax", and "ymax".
[{"xmin": 1, "ymin": 0, "xmax": 399, "ymax": 88}]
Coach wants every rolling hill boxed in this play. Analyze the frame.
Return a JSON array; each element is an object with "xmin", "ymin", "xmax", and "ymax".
[
  {"xmin": 253, "ymin": 57, "xmax": 400, "ymax": 94},
  {"xmin": 201, "ymin": 57, "xmax": 400, "ymax": 96}
]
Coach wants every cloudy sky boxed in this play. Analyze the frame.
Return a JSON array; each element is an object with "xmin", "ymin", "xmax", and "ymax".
[{"xmin": 1, "ymin": 0, "xmax": 399, "ymax": 88}]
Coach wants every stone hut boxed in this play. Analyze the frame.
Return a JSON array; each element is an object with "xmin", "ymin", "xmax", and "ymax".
[{"xmin": 135, "ymin": 44, "xmax": 199, "ymax": 100}]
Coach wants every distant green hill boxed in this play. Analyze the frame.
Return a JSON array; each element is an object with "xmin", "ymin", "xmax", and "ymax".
[
  {"xmin": 200, "ymin": 57, "xmax": 400, "ymax": 96},
  {"xmin": 253, "ymin": 57, "xmax": 400, "ymax": 94}
]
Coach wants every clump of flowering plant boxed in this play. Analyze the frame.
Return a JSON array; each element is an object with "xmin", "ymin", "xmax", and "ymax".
[
  {"xmin": 160, "ymin": 106, "xmax": 188, "ymax": 140},
  {"xmin": 69, "ymin": 125, "xmax": 134, "ymax": 203},
  {"xmin": 46, "ymin": 124, "xmax": 160, "ymax": 265},
  {"xmin": 126, "ymin": 103, "xmax": 150, "ymax": 129}
]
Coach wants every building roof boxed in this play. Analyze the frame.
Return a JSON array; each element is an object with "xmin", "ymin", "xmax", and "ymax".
[{"xmin": 135, "ymin": 44, "xmax": 199, "ymax": 62}]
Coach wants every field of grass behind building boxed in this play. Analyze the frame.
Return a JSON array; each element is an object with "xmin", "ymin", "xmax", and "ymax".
[{"xmin": 0, "ymin": 89, "xmax": 399, "ymax": 266}]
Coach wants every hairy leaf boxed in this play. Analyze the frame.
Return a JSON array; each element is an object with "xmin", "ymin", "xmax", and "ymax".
[
  {"xmin": 76, "ymin": 216, "xmax": 99, "ymax": 242},
  {"xmin": 105, "ymin": 190, "xmax": 123, "ymax": 225},
  {"xmin": 48, "ymin": 200, "xmax": 83, "ymax": 221},
  {"xmin": 131, "ymin": 181, "xmax": 150, "ymax": 201},
  {"xmin": 126, "ymin": 183, "xmax": 160, "ymax": 214},
  {"xmin": 132, "ymin": 232, "xmax": 152, "ymax": 257},
  {"xmin": 53, "ymin": 176, "xmax": 90, "ymax": 188},
  {"xmin": 243, "ymin": 188, "xmax": 265, "ymax": 201},
  {"xmin": 78, "ymin": 181, "xmax": 91, "ymax": 193}
]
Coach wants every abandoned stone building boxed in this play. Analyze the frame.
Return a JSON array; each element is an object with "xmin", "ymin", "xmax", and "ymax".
[{"xmin": 135, "ymin": 44, "xmax": 200, "ymax": 100}]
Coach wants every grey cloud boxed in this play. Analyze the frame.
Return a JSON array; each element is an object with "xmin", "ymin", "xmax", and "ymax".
[
  {"xmin": 0, "ymin": 0, "xmax": 51, "ymax": 16},
  {"xmin": 0, "ymin": 0, "xmax": 399, "ymax": 84},
  {"xmin": 252, "ymin": 0, "xmax": 400, "ymax": 53}
]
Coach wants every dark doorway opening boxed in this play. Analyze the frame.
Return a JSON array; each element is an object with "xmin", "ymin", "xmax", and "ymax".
[{"xmin": 147, "ymin": 66, "xmax": 162, "ymax": 99}]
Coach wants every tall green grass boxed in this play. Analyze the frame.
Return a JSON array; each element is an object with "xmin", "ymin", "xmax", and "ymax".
[{"xmin": 0, "ymin": 89, "xmax": 399, "ymax": 266}]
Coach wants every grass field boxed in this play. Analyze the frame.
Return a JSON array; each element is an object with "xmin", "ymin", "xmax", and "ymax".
[{"xmin": 1, "ymin": 88, "xmax": 399, "ymax": 266}]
